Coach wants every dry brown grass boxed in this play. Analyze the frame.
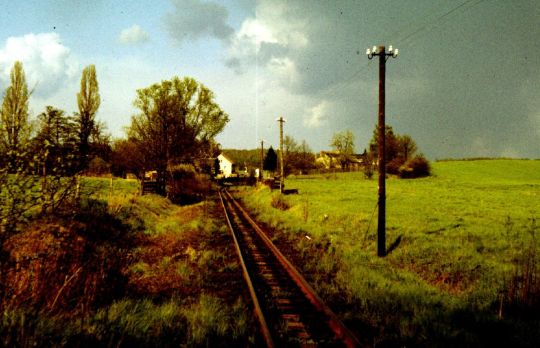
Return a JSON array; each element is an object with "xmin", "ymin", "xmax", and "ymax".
[{"xmin": 2, "ymin": 219, "xmax": 128, "ymax": 314}]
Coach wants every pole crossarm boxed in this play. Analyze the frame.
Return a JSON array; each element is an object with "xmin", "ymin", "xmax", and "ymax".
[{"xmin": 366, "ymin": 45, "xmax": 399, "ymax": 60}]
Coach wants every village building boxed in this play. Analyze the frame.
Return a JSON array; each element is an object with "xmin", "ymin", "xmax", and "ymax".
[
  {"xmin": 316, "ymin": 151, "xmax": 367, "ymax": 171},
  {"xmin": 216, "ymin": 152, "xmax": 252, "ymax": 177},
  {"xmin": 217, "ymin": 153, "xmax": 236, "ymax": 177}
]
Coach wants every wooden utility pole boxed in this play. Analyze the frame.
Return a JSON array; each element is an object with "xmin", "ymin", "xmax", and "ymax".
[
  {"xmin": 377, "ymin": 46, "xmax": 386, "ymax": 257},
  {"xmin": 260, "ymin": 140, "xmax": 264, "ymax": 181},
  {"xmin": 277, "ymin": 117, "xmax": 285, "ymax": 193},
  {"xmin": 367, "ymin": 45, "xmax": 398, "ymax": 257}
]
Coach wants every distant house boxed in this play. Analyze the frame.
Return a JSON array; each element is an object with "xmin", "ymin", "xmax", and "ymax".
[
  {"xmin": 217, "ymin": 152, "xmax": 252, "ymax": 178},
  {"xmin": 316, "ymin": 151, "xmax": 366, "ymax": 170},
  {"xmin": 217, "ymin": 153, "xmax": 235, "ymax": 177}
]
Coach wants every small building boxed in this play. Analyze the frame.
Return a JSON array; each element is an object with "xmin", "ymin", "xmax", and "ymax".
[
  {"xmin": 217, "ymin": 153, "xmax": 237, "ymax": 178},
  {"xmin": 217, "ymin": 152, "xmax": 253, "ymax": 178},
  {"xmin": 316, "ymin": 151, "xmax": 366, "ymax": 170}
]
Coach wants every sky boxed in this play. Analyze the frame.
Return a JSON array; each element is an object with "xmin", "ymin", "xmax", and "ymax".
[{"xmin": 0, "ymin": 0, "xmax": 538, "ymax": 159}]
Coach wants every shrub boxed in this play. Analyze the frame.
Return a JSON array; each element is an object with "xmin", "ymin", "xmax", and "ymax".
[
  {"xmin": 87, "ymin": 157, "xmax": 110, "ymax": 176},
  {"xmin": 399, "ymin": 155, "xmax": 431, "ymax": 178},
  {"xmin": 363, "ymin": 163, "xmax": 375, "ymax": 179},
  {"xmin": 167, "ymin": 164, "xmax": 211, "ymax": 205},
  {"xmin": 386, "ymin": 157, "xmax": 406, "ymax": 175},
  {"xmin": 271, "ymin": 194, "xmax": 290, "ymax": 210}
]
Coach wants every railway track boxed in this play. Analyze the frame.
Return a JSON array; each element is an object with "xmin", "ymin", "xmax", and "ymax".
[{"xmin": 219, "ymin": 189, "xmax": 360, "ymax": 347}]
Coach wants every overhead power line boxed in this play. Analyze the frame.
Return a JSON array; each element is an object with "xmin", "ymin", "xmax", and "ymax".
[{"xmin": 321, "ymin": 0, "xmax": 488, "ymax": 101}]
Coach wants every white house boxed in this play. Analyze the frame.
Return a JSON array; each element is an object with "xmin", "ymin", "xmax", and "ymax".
[{"xmin": 217, "ymin": 153, "xmax": 236, "ymax": 177}]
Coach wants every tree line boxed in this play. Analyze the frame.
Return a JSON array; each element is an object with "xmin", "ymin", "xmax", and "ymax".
[
  {"xmin": 255, "ymin": 126, "xmax": 429, "ymax": 178},
  {"xmin": 0, "ymin": 61, "xmax": 229, "ymax": 237}
]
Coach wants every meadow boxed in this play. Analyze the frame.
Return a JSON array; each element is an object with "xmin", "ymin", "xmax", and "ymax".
[{"xmin": 236, "ymin": 159, "xmax": 540, "ymax": 346}]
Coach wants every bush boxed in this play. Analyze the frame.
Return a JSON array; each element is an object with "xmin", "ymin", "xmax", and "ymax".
[
  {"xmin": 399, "ymin": 155, "xmax": 431, "ymax": 178},
  {"xmin": 363, "ymin": 163, "xmax": 375, "ymax": 179},
  {"xmin": 271, "ymin": 194, "xmax": 290, "ymax": 210},
  {"xmin": 167, "ymin": 164, "xmax": 211, "ymax": 205},
  {"xmin": 386, "ymin": 157, "xmax": 406, "ymax": 175},
  {"xmin": 87, "ymin": 157, "xmax": 110, "ymax": 176}
]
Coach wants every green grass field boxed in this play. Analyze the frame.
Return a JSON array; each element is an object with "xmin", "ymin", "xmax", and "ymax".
[{"xmin": 237, "ymin": 159, "xmax": 540, "ymax": 346}]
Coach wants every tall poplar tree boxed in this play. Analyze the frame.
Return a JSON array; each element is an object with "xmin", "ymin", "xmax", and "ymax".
[
  {"xmin": 76, "ymin": 64, "xmax": 100, "ymax": 169},
  {"xmin": 0, "ymin": 61, "xmax": 30, "ymax": 170}
]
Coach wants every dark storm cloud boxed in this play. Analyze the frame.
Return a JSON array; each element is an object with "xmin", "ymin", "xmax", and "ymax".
[
  {"xmin": 226, "ymin": 0, "xmax": 540, "ymax": 159},
  {"xmin": 165, "ymin": 0, "xmax": 234, "ymax": 44}
]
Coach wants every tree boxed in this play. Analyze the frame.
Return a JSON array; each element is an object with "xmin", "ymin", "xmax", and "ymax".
[
  {"xmin": 110, "ymin": 138, "xmax": 145, "ymax": 178},
  {"xmin": 368, "ymin": 124, "xmax": 428, "ymax": 176},
  {"xmin": 368, "ymin": 124, "xmax": 399, "ymax": 164},
  {"xmin": 76, "ymin": 64, "xmax": 100, "ymax": 169},
  {"xmin": 128, "ymin": 77, "xmax": 229, "ymax": 181},
  {"xmin": 33, "ymin": 106, "xmax": 78, "ymax": 175},
  {"xmin": 0, "ymin": 63, "xmax": 40, "ymax": 237},
  {"xmin": 331, "ymin": 130, "xmax": 355, "ymax": 170},
  {"xmin": 263, "ymin": 147, "xmax": 278, "ymax": 173},
  {"xmin": 32, "ymin": 106, "xmax": 79, "ymax": 214},
  {"xmin": 397, "ymin": 134, "xmax": 417, "ymax": 161},
  {"xmin": 0, "ymin": 61, "xmax": 31, "ymax": 171},
  {"xmin": 283, "ymin": 135, "xmax": 315, "ymax": 175},
  {"xmin": 89, "ymin": 120, "xmax": 112, "ymax": 165}
]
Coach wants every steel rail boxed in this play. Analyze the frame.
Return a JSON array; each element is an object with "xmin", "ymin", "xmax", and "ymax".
[
  {"xmin": 223, "ymin": 189, "xmax": 360, "ymax": 347},
  {"xmin": 218, "ymin": 190, "xmax": 275, "ymax": 348}
]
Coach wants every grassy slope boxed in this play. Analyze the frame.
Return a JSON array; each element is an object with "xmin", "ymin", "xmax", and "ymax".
[
  {"xmin": 238, "ymin": 160, "xmax": 540, "ymax": 346},
  {"xmin": 1, "ymin": 178, "xmax": 255, "ymax": 347}
]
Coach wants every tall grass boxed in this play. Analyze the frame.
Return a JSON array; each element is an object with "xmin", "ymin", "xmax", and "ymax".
[{"xmin": 1, "ymin": 177, "xmax": 255, "ymax": 347}]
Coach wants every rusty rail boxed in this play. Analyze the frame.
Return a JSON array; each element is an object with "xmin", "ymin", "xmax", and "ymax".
[
  {"xmin": 221, "ymin": 189, "xmax": 360, "ymax": 347},
  {"xmin": 218, "ymin": 190, "xmax": 275, "ymax": 348}
]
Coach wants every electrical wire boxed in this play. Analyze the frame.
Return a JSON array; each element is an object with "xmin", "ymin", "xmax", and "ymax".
[{"xmin": 321, "ymin": 0, "xmax": 488, "ymax": 101}]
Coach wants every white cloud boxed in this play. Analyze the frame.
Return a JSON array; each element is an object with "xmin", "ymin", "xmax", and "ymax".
[
  {"xmin": 226, "ymin": 18, "xmax": 277, "ymax": 69},
  {"xmin": 225, "ymin": 3, "xmax": 308, "ymax": 75},
  {"xmin": 119, "ymin": 25, "xmax": 150, "ymax": 44},
  {"xmin": 0, "ymin": 33, "xmax": 77, "ymax": 98},
  {"xmin": 304, "ymin": 100, "xmax": 329, "ymax": 128}
]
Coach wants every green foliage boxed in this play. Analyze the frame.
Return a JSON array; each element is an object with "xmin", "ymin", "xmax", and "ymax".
[
  {"xmin": 33, "ymin": 106, "xmax": 79, "ymax": 175},
  {"xmin": 183, "ymin": 295, "xmax": 250, "ymax": 346},
  {"xmin": 330, "ymin": 130, "xmax": 355, "ymax": 170},
  {"xmin": 111, "ymin": 138, "xmax": 144, "ymax": 178},
  {"xmin": 331, "ymin": 130, "xmax": 355, "ymax": 155},
  {"xmin": 76, "ymin": 64, "xmax": 100, "ymax": 168},
  {"xmin": 271, "ymin": 193, "xmax": 290, "ymax": 210},
  {"xmin": 399, "ymin": 155, "xmax": 431, "ymax": 178},
  {"xmin": 368, "ymin": 124, "xmax": 427, "ymax": 177},
  {"xmin": 0, "ymin": 171, "xmax": 41, "ymax": 238},
  {"xmin": 0, "ymin": 61, "xmax": 31, "ymax": 171},
  {"xmin": 369, "ymin": 124, "xmax": 399, "ymax": 162},
  {"xmin": 283, "ymin": 135, "xmax": 316, "ymax": 175},
  {"xmin": 128, "ymin": 76, "xmax": 229, "ymax": 178},
  {"xmin": 263, "ymin": 146, "xmax": 278, "ymax": 172},
  {"xmin": 221, "ymin": 148, "xmax": 261, "ymax": 169},
  {"xmin": 167, "ymin": 164, "xmax": 211, "ymax": 205}
]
